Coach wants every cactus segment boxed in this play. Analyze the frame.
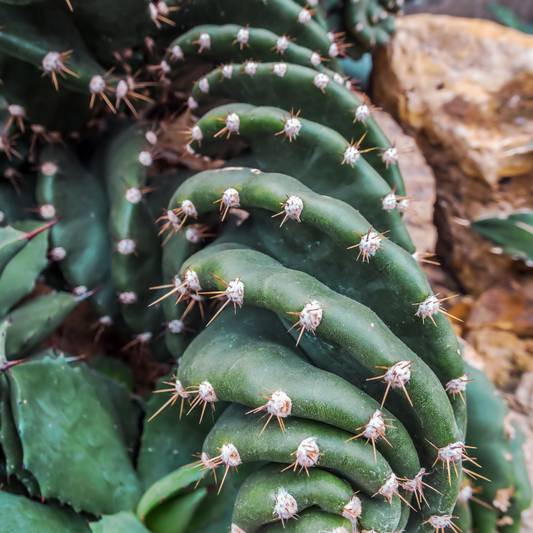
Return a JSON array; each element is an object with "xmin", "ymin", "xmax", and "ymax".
[
  {"xmin": 103, "ymin": 124, "xmax": 166, "ymax": 345},
  {"xmin": 6, "ymin": 355, "xmax": 142, "ymax": 514},
  {"xmin": 136, "ymin": 464, "xmax": 204, "ymax": 522},
  {"xmin": 189, "ymin": 63, "xmax": 404, "ymax": 194},
  {"xmin": 0, "ymin": 221, "xmax": 49, "ymax": 316},
  {"xmin": 0, "ymin": 373, "xmax": 41, "ymax": 497},
  {"xmin": 0, "ymin": 225, "xmax": 31, "ymax": 272},
  {"xmin": 464, "ymin": 362, "xmax": 515, "ymax": 532},
  {"xmin": 202, "ymin": 403, "xmax": 396, "ymax": 497},
  {"xmin": 144, "ymin": 489, "xmax": 208, "ymax": 533},
  {"xmin": 0, "ymin": 490, "xmax": 90, "ymax": 532},
  {"xmin": 180, "ymin": 245, "xmax": 460, "ymax": 451},
  {"xmin": 189, "ymin": 104, "xmax": 414, "ymax": 250},
  {"xmin": 0, "ymin": 1, "xmax": 106, "ymax": 93},
  {"xmin": 164, "ymin": 25, "xmax": 328, "ymax": 73},
  {"xmin": 470, "ymin": 211, "xmax": 533, "ymax": 262},
  {"xmin": 170, "ymin": 0, "xmax": 340, "ymax": 69},
  {"xmin": 37, "ymin": 145, "xmax": 117, "ymax": 317},
  {"xmin": 346, "ymin": 0, "xmax": 397, "ymax": 51},
  {"xmin": 137, "ymin": 372, "xmax": 227, "ymax": 490},
  {"xmin": 267, "ymin": 507, "xmax": 352, "ymax": 533},
  {"xmin": 232, "ymin": 463, "xmax": 401, "ymax": 532},
  {"xmin": 90, "ymin": 512, "xmax": 151, "ymax": 533},
  {"xmin": 5, "ymin": 292, "xmax": 78, "ymax": 360},
  {"xmin": 170, "ymin": 168, "xmax": 463, "ymax": 389},
  {"xmin": 178, "ymin": 306, "xmax": 419, "ymax": 479}
]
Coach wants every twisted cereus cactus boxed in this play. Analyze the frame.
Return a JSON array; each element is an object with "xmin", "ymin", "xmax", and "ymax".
[{"xmin": 0, "ymin": 2, "xmax": 530, "ymax": 533}]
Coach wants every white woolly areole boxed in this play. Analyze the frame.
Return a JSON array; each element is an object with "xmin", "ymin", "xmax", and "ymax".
[
  {"xmin": 308, "ymin": 0, "xmax": 318, "ymax": 4},
  {"xmin": 295, "ymin": 437, "xmax": 320, "ymax": 468},
  {"xmin": 276, "ymin": 35, "xmax": 289, "ymax": 53},
  {"xmin": 169, "ymin": 319, "xmax": 185, "ymax": 334},
  {"xmin": 284, "ymin": 116, "xmax": 301, "ymax": 139},
  {"xmin": 382, "ymin": 192, "xmax": 397, "ymax": 212},
  {"xmin": 358, "ymin": 231, "xmax": 382, "ymax": 258},
  {"xmin": 126, "ymin": 187, "xmax": 142, "ymax": 204},
  {"xmin": 397, "ymin": 198, "xmax": 410, "ymax": 213},
  {"xmin": 327, "ymin": 31, "xmax": 335, "ymax": 42},
  {"xmin": 382, "ymin": 147, "xmax": 399, "ymax": 165},
  {"xmin": 236, "ymin": 27, "xmax": 249, "ymax": 44},
  {"xmin": 416, "ymin": 295, "xmax": 441, "ymax": 320},
  {"xmin": 118, "ymin": 239, "xmax": 136, "ymax": 255},
  {"xmin": 185, "ymin": 226, "xmax": 201, "ymax": 243},
  {"xmin": 73, "ymin": 285, "xmax": 87, "ymax": 296},
  {"xmin": 437, "ymin": 442, "xmax": 465, "ymax": 464},
  {"xmin": 342, "ymin": 494, "xmax": 362, "ymax": 523},
  {"xmin": 273, "ymin": 488, "xmax": 298, "ymax": 521},
  {"xmin": 171, "ymin": 45, "xmax": 184, "ymax": 60},
  {"xmin": 99, "ymin": 315, "xmax": 113, "ymax": 326},
  {"xmin": 355, "ymin": 22, "xmax": 365, "ymax": 32},
  {"xmin": 379, "ymin": 473, "xmax": 399, "ymax": 501},
  {"xmin": 331, "ymin": 528, "xmax": 349, "ymax": 533},
  {"xmin": 221, "ymin": 64, "xmax": 233, "ymax": 79},
  {"xmin": 198, "ymin": 32, "xmax": 211, "ymax": 49},
  {"xmin": 220, "ymin": 443, "xmax": 242, "ymax": 467},
  {"xmin": 160, "ymin": 60, "xmax": 170, "ymax": 74},
  {"xmin": 343, "ymin": 145, "xmax": 361, "ymax": 166},
  {"xmin": 384, "ymin": 361, "xmax": 412, "ymax": 388},
  {"xmin": 167, "ymin": 209, "xmax": 180, "ymax": 226},
  {"xmin": 363, "ymin": 410, "xmax": 386, "ymax": 441},
  {"xmin": 225, "ymin": 112, "xmax": 240, "ymax": 133},
  {"xmin": 191, "ymin": 125, "xmax": 203, "ymax": 142},
  {"xmin": 149, "ymin": 2, "xmax": 158, "ymax": 20},
  {"xmin": 403, "ymin": 468, "xmax": 427, "ymax": 494},
  {"xmin": 198, "ymin": 380, "xmax": 217, "ymax": 403},
  {"xmin": 0, "ymin": 211, "xmax": 4, "ymax": 223},
  {"xmin": 188, "ymin": 96, "xmax": 199, "ymax": 110},
  {"xmin": 89, "ymin": 75, "xmax": 106, "ymax": 94},
  {"xmin": 222, "ymin": 187, "xmax": 240, "ymax": 209},
  {"xmin": 299, "ymin": 300, "xmax": 322, "ymax": 331},
  {"xmin": 50, "ymin": 247, "xmax": 66, "ymax": 261},
  {"xmin": 354, "ymin": 104, "xmax": 371, "ymax": 122},
  {"xmin": 244, "ymin": 61, "xmax": 258, "ymax": 76},
  {"xmin": 139, "ymin": 151, "xmax": 153, "ymax": 166},
  {"xmin": 145, "ymin": 130, "xmax": 158, "ymax": 145},
  {"xmin": 137, "ymin": 332, "xmax": 152, "ymax": 343},
  {"xmin": 427, "ymin": 515, "xmax": 455, "ymax": 531},
  {"xmin": 446, "ymin": 375, "xmax": 470, "ymax": 395},
  {"xmin": 284, "ymin": 196, "xmax": 303, "ymax": 221},
  {"xmin": 8, "ymin": 105, "xmax": 24, "ymax": 116},
  {"xmin": 184, "ymin": 269, "xmax": 202, "ymax": 291},
  {"xmin": 333, "ymin": 73, "xmax": 344, "ymax": 85},
  {"xmin": 265, "ymin": 390, "xmax": 292, "ymax": 418},
  {"xmin": 310, "ymin": 52, "xmax": 321, "ymax": 67},
  {"xmin": 157, "ymin": 1, "xmax": 169, "ymax": 14},
  {"xmin": 345, "ymin": 80, "xmax": 352, "ymax": 91},
  {"xmin": 116, "ymin": 80, "xmax": 128, "ymax": 99},
  {"xmin": 298, "ymin": 7, "xmax": 312, "ymax": 24},
  {"xmin": 273, "ymin": 63, "xmax": 287, "ymax": 77},
  {"xmin": 41, "ymin": 162, "xmax": 58, "ymax": 176},
  {"xmin": 225, "ymin": 278, "xmax": 245, "ymax": 304},
  {"xmin": 40, "ymin": 204, "xmax": 56, "ymax": 219},
  {"xmin": 181, "ymin": 199, "xmax": 198, "ymax": 217},
  {"xmin": 457, "ymin": 484, "xmax": 473, "ymax": 504},
  {"xmin": 230, "ymin": 526, "xmax": 246, "ymax": 533},
  {"xmin": 198, "ymin": 77, "xmax": 209, "ymax": 94},
  {"xmin": 200, "ymin": 452, "xmax": 212, "ymax": 469},
  {"xmin": 313, "ymin": 72, "xmax": 329, "ymax": 90},
  {"xmin": 329, "ymin": 42, "xmax": 339, "ymax": 57},
  {"xmin": 119, "ymin": 291, "xmax": 138, "ymax": 305},
  {"xmin": 42, "ymin": 51, "xmax": 63, "ymax": 72},
  {"xmin": 186, "ymin": 144, "xmax": 196, "ymax": 155}
]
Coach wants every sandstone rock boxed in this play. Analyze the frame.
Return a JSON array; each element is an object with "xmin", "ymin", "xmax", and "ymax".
[{"xmin": 372, "ymin": 14, "xmax": 533, "ymax": 295}]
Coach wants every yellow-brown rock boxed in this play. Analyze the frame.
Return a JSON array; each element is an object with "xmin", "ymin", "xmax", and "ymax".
[{"xmin": 372, "ymin": 14, "xmax": 533, "ymax": 295}]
